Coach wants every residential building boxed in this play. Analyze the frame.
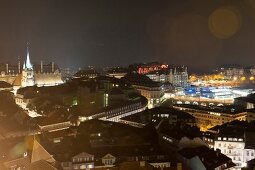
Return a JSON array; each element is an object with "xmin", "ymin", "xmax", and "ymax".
[
  {"xmin": 208, "ymin": 121, "xmax": 255, "ymax": 169},
  {"xmin": 173, "ymin": 104, "xmax": 249, "ymax": 130},
  {"xmin": 179, "ymin": 146, "xmax": 235, "ymax": 170}
]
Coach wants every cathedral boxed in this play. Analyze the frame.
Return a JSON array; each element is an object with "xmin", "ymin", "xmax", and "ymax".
[{"xmin": 0, "ymin": 46, "xmax": 63, "ymax": 89}]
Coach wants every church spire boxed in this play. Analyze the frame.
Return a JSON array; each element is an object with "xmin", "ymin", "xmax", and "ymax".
[
  {"xmin": 25, "ymin": 43, "xmax": 33, "ymax": 70},
  {"xmin": 23, "ymin": 61, "xmax": 26, "ymax": 70}
]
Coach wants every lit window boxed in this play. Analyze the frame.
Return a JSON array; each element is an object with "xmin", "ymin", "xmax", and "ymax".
[
  {"xmin": 223, "ymin": 137, "xmax": 227, "ymax": 141},
  {"xmin": 238, "ymin": 138, "xmax": 243, "ymax": 141}
]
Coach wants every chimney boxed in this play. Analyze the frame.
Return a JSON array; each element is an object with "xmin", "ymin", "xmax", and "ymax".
[
  {"xmin": 52, "ymin": 62, "xmax": 55, "ymax": 73},
  {"xmin": 6, "ymin": 64, "xmax": 8, "ymax": 75},
  {"xmin": 40, "ymin": 61, "xmax": 43, "ymax": 73}
]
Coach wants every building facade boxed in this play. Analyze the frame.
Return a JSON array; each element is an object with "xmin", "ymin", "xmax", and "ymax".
[{"xmin": 0, "ymin": 46, "xmax": 63, "ymax": 89}]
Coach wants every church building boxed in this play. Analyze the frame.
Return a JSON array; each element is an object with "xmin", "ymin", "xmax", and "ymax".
[{"xmin": 0, "ymin": 46, "xmax": 63, "ymax": 89}]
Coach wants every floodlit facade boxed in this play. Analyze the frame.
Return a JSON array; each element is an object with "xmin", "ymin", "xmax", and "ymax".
[
  {"xmin": 0, "ymin": 45, "xmax": 63, "ymax": 90},
  {"xmin": 214, "ymin": 136, "xmax": 255, "ymax": 169},
  {"xmin": 132, "ymin": 84, "xmax": 163, "ymax": 108}
]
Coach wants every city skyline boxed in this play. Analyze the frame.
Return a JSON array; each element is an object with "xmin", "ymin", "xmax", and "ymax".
[{"xmin": 1, "ymin": 0, "xmax": 255, "ymax": 72}]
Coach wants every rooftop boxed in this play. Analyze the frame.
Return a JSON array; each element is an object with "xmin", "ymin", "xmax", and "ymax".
[
  {"xmin": 174, "ymin": 104, "xmax": 245, "ymax": 115},
  {"xmin": 179, "ymin": 146, "xmax": 235, "ymax": 169}
]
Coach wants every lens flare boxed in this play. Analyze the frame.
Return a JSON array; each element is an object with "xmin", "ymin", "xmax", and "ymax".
[{"xmin": 209, "ymin": 7, "xmax": 242, "ymax": 39}]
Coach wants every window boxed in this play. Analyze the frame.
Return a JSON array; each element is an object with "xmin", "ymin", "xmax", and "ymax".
[{"xmin": 238, "ymin": 138, "xmax": 243, "ymax": 141}]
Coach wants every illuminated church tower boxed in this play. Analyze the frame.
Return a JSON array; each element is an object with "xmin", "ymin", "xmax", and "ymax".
[{"xmin": 21, "ymin": 45, "xmax": 35, "ymax": 87}]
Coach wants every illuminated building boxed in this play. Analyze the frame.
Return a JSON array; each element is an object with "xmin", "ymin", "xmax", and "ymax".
[
  {"xmin": 173, "ymin": 86, "xmax": 253, "ymax": 104},
  {"xmin": 21, "ymin": 46, "xmax": 35, "ymax": 87},
  {"xmin": 206, "ymin": 121, "xmax": 255, "ymax": 169},
  {"xmin": 145, "ymin": 66, "xmax": 189, "ymax": 88},
  {"xmin": 250, "ymin": 67, "xmax": 255, "ymax": 76},
  {"xmin": 122, "ymin": 73, "xmax": 165, "ymax": 108},
  {"xmin": 173, "ymin": 104, "xmax": 250, "ymax": 130},
  {"xmin": 0, "ymin": 46, "xmax": 63, "ymax": 90},
  {"xmin": 102, "ymin": 154, "xmax": 116, "ymax": 166},
  {"xmin": 169, "ymin": 66, "xmax": 189, "ymax": 87},
  {"xmin": 214, "ymin": 136, "xmax": 253, "ymax": 169},
  {"xmin": 135, "ymin": 62, "xmax": 168, "ymax": 75},
  {"xmin": 132, "ymin": 83, "xmax": 164, "ymax": 108},
  {"xmin": 71, "ymin": 152, "xmax": 94, "ymax": 170},
  {"xmin": 106, "ymin": 67, "xmax": 128, "ymax": 79},
  {"xmin": 216, "ymin": 64, "xmax": 244, "ymax": 80},
  {"xmin": 79, "ymin": 96, "xmax": 148, "ymax": 123}
]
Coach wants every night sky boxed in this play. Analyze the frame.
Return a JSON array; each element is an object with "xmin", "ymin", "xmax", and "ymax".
[{"xmin": 1, "ymin": 0, "xmax": 255, "ymax": 72}]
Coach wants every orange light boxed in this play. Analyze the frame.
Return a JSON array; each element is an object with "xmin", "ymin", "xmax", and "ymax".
[{"xmin": 241, "ymin": 77, "xmax": 246, "ymax": 81}]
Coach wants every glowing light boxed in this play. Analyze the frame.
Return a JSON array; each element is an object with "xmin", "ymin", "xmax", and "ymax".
[
  {"xmin": 25, "ymin": 45, "xmax": 33, "ymax": 70},
  {"xmin": 250, "ymin": 76, "xmax": 254, "ymax": 81},
  {"xmin": 209, "ymin": 7, "xmax": 241, "ymax": 39},
  {"xmin": 241, "ymin": 77, "xmax": 246, "ymax": 81}
]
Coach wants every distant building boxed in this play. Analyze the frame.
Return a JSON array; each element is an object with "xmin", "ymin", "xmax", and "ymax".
[
  {"xmin": 0, "ymin": 45, "xmax": 63, "ymax": 90},
  {"xmin": 250, "ymin": 67, "xmax": 255, "ymax": 76},
  {"xmin": 132, "ymin": 83, "xmax": 164, "ymax": 109},
  {"xmin": 106, "ymin": 67, "xmax": 128, "ymax": 79},
  {"xmin": 216, "ymin": 64, "xmax": 244, "ymax": 80},
  {"xmin": 72, "ymin": 152, "xmax": 94, "ymax": 170},
  {"xmin": 130, "ymin": 62, "xmax": 168, "ymax": 75},
  {"xmin": 146, "ymin": 66, "xmax": 189, "ymax": 88},
  {"xmin": 169, "ymin": 66, "xmax": 189, "ymax": 88},
  {"xmin": 131, "ymin": 62, "xmax": 189, "ymax": 88},
  {"xmin": 173, "ymin": 104, "xmax": 251, "ymax": 130},
  {"xmin": 73, "ymin": 69, "xmax": 100, "ymax": 79},
  {"xmin": 122, "ymin": 73, "xmax": 165, "ymax": 108},
  {"xmin": 101, "ymin": 153, "xmax": 116, "ymax": 166}
]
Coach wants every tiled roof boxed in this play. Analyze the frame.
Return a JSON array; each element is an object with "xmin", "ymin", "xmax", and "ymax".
[
  {"xmin": 73, "ymin": 152, "xmax": 94, "ymax": 159},
  {"xmin": 31, "ymin": 139, "xmax": 55, "ymax": 164},
  {"xmin": 29, "ymin": 160, "xmax": 57, "ymax": 170}
]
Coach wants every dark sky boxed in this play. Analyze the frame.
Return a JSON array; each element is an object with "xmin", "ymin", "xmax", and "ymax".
[{"xmin": 1, "ymin": 0, "xmax": 255, "ymax": 72}]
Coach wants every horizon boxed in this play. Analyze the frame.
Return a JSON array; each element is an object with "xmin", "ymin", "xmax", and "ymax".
[{"xmin": 1, "ymin": 0, "xmax": 255, "ymax": 72}]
